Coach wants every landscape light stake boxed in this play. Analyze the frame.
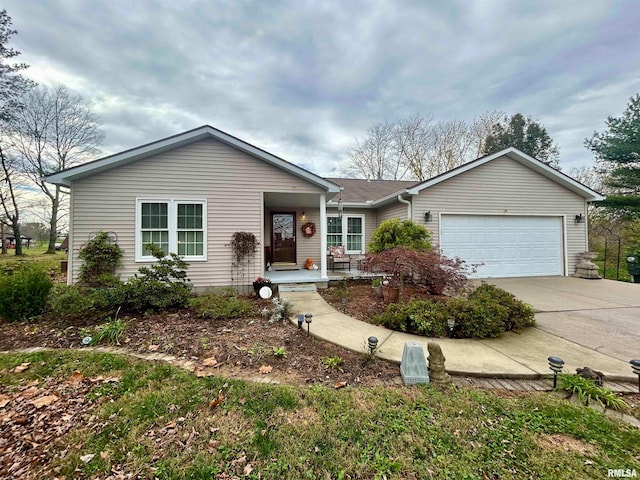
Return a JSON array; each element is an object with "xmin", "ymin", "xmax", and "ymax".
[
  {"xmin": 304, "ymin": 313, "xmax": 313, "ymax": 336},
  {"xmin": 548, "ymin": 356, "xmax": 565, "ymax": 389},
  {"xmin": 631, "ymin": 359, "xmax": 640, "ymax": 393},
  {"xmin": 368, "ymin": 336, "xmax": 379, "ymax": 355}
]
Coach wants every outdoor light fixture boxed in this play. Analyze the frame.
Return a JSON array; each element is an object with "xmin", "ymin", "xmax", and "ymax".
[
  {"xmin": 447, "ymin": 318, "xmax": 455, "ymax": 338},
  {"xmin": 301, "ymin": 211, "xmax": 306, "ymax": 220},
  {"xmin": 631, "ymin": 359, "xmax": 640, "ymax": 393},
  {"xmin": 548, "ymin": 355, "xmax": 565, "ymax": 388},
  {"xmin": 424, "ymin": 211, "xmax": 432, "ymax": 222},
  {"xmin": 304, "ymin": 313, "xmax": 313, "ymax": 336},
  {"xmin": 574, "ymin": 213, "xmax": 584, "ymax": 224},
  {"xmin": 297, "ymin": 314, "xmax": 304, "ymax": 330},
  {"xmin": 368, "ymin": 336, "xmax": 379, "ymax": 355}
]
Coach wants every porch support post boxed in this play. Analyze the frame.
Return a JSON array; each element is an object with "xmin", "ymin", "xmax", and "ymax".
[{"xmin": 320, "ymin": 194, "xmax": 328, "ymax": 279}]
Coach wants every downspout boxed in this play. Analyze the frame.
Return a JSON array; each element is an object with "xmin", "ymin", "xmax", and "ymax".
[{"xmin": 397, "ymin": 193, "xmax": 411, "ymax": 220}]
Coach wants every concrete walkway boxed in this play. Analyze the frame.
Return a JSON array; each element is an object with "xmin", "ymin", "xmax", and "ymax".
[{"xmin": 282, "ymin": 288, "xmax": 636, "ymax": 381}]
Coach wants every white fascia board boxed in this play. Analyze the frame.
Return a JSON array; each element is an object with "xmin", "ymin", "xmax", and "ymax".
[
  {"xmin": 326, "ymin": 201, "xmax": 375, "ymax": 209},
  {"xmin": 371, "ymin": 190, "xmax": 413, "ymax": 208},
  {"xmin": 45, "ymin": 125, "xmax": 341, "ymax": 194},
  {"xmin": 406, "ymin": 147, "xmax": 604, "ymax": 202}
]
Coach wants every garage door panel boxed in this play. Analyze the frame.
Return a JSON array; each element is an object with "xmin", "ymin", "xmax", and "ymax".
[{"xmin": 440, "ymin": 215, "xmax": 563, "ymax": 278}]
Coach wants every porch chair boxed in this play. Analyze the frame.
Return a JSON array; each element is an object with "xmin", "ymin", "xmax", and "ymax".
[{"xmin": 328, "ymin": 245, "xmax": 351, "ymax": 271}]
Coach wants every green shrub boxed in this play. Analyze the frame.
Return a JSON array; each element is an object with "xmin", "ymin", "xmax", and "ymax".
[
  {"xmin": 368, "ymin": 219, "xmax": 432, "ymax": 253},
  {"xmin": 0, "ymin": 265, "xmax": 53, "ymax": 322},
  {"xmin": 448, "ymin": 297, "xmax": 507, "ymax": 339},
  {"xmin": 45, "ymin": 283, "xmax": 123, "ymax": 320},
  {"xmin": 405, "ymin": 301, "xmax": 449, "ymax": 337},
  {"xmin": 190, "ymin": 288, "xmax": 254, "ymax": 319},
  {"xmin": 374, "ymin": 300, "xmax": 448, "ymax": 337},
  {"xmin": 46, "ymin": 284, "xmax": 96, "ymax": 319},
  {"xmin": 119, "ymin": 245, "xmax": 192, "ymax": 313},
  {"xmin": 78, "ymin": 231, "xmax": 123, "ymax": 287},
  {"xmin": 469, "ymin": 283, "xmax": 535, "ymax": 331}
]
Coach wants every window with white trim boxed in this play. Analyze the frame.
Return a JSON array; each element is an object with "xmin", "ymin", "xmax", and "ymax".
[
  {"xmin": 327, "ymin": 215, "xmax": 365, "ymax": 254},
  {"xmin": 136, "ymin": 199, "xmax": 207, "ymax": 261}
]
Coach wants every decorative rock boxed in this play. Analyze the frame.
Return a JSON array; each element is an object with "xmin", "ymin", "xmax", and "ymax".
[
  {"xmin": 400, "ymin": 341, "xmax": 429, "ymax": 385},
  {"xmin": 427, "ymin": 342, "xmax": 451, "ymax": 384},
  {"xmin": 576, "ymin": 366, "xmax": 604, "ymax": 386},
  {"xmin": 575, "ymin": 252, "xmax": 601, "ymax": 279}
]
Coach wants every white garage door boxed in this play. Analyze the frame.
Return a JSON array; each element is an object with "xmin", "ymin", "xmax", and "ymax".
[{"xmin": 440, "ymin": 215, "xmax": 563, "ymax": 278}]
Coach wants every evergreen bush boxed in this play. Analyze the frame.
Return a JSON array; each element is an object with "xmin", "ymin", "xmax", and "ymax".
[{"xmin": 0, "ymin": 265, "xmax": 53, "ymax": 322}]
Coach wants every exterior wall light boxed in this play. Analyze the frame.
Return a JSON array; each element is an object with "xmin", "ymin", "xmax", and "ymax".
[
  {"xmin": 368, "ymin": 336, "xmax": 379, "ymax": 354},
  {"xmin": 574, "ymin": 214, "xmax": 584, "ymax": 223},
  {"xmin": 548, "ymin": 356, "xmax": 565, "ymax": 388},
  {"xmin": 424, "ymin": 211, "xmax": 432, "ymax": 222},
  {"xmin": 631, "ymin": 359, "xmax": 640, "ymax": 393}
]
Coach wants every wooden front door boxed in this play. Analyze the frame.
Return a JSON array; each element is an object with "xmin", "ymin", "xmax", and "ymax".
[{"xmin": 271, "ymin": 212, "xmax": 296, "ymax": 264}]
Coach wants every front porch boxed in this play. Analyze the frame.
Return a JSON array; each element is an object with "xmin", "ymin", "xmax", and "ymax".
[{"xmin": 267, "ymin": 267, "xmax": 378, "ymax": 286}]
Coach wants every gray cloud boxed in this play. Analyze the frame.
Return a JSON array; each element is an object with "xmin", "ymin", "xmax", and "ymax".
[{"xmin": 4, "ymin": 0, "xmax": 640, "ymax": 176}]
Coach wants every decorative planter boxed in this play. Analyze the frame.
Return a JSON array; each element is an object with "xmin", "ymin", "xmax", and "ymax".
[
  {"xmin": 253, "ymin": 281, "xmax": 272, "ymax": 293},
  {"xmin": 382, "ymin": 286, "xmax": 400, "ymax": 303}
]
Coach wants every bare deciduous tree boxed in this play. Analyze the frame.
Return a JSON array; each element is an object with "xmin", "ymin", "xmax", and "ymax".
[
  {"xmin": 0, "ymin": 140, "xmax": 24, "ymax": 255},
  {"xmin": 10, "ymin": 84, "xmax": 104, "ymax": 253},
  {"xmin": 345, "ymin": 112, "xmax": 506, "ymax": 181}
]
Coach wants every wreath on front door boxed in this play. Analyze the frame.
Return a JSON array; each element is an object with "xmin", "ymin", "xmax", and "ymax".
[{"xmin": 302, "ymin": 222, "xmax": 316, "ymax": 238}]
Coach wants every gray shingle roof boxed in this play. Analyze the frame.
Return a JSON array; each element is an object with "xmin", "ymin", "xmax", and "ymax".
[{"xmin": 324, "ymin": 178, "xmax": 416, "ymax": 203}]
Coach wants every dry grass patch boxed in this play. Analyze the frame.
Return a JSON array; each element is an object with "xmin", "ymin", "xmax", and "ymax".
[{"xmin": 537, "ymin": 433, "xmax": 598, "ymax": 456}]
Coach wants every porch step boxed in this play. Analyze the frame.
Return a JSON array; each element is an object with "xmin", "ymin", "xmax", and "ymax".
[{"xmin": 278, "ymin": 283, "xmax": 318, "ymax": 293}]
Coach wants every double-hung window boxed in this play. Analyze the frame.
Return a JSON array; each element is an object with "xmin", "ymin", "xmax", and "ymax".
[
  {"xmin": 327, "ymin": 214, "xmax": 365, "ymax": 254},
  {"xmin": 137, "ymin": 199, "xmax": 207, "ymax": 261}
]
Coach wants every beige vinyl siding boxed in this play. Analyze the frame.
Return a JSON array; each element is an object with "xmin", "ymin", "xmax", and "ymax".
[
  {"xmin": 376, "ymin": 202, "xmax": 408, "ymax": 224},
  {"xmin": 412, "ymin": 156, "xmax": 587, "ymax": 274},
  {"xmin": 70, "ymin": 138, "xmax": 324, "ymax": 287}
]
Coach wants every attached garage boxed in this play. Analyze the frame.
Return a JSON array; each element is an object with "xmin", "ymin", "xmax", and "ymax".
[{"xmin": 440, "ymin": 215, "xmax": 564, "ymax": 278}]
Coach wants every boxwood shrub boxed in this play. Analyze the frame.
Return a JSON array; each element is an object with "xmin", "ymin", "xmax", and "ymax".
[{"xmin": 374, "ymin": 284, "xmax": 535, "ymax": 339}]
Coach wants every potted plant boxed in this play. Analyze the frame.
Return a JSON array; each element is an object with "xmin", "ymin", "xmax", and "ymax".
[
  {"xmin": 372, "ymin": 278, "xmax": 383, "ymax": 298},
  {"xmin": 253, "ymin": 276, "xmax": 272, "ymax": 293},
  {"xmin": 381, "ymin": 276, "xmax": 400, "ymax": 303}
]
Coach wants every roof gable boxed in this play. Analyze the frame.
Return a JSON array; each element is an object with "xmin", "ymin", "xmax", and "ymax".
[
  {"xmin": 45, "ymin": 125, "xmax": 341, "ymax": 194},
  {"xmin": 405, "ymin": 147, "xmax": 604, "ymax": 201}
]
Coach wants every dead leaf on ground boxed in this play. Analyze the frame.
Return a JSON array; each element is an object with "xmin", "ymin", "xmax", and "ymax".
[
  {"xmin": 238, "ymin": 397, "xmax": 246, "ymax": 405},
  {"xmin": 258, "ymin": 365, "xmax": 273, "ymax": 374},
  {"xmin": 202, "ymin": 356, "xmax": 217, "ymax": 367},
  {"xmin": 147, "ymin": 344, "xmax": 159, "ymax": 351},
  {"xmin": 20, "ymin": 386, "xmax": 39, "ymax": 398},
  {"xmin": 30, "ymin": 395, "xmax": 59, "ymax": 408},
  {"xmin": 92, "ymin": 374, "xmax": 121, "ymax": 383},
  {"xmin": 13, "ymin": 362, "xmax": 31, "ymax": 373},
  {"xmin": 194, "ymin": 368, "xmax": 215, "ymax": 377},
  {"xmin": 80, "ymin": 453, "xmax": 95, "ymax": 463},
  {"xmin": 0, "ymin": 394, "xmax": 10, "ymax": 408},
  {"xmin": 244, "ymin": 463, "xmax": 254, "ymax": 476},
  {"xmin": 68, "ymin": 371, "xmax": 84, "ymax": 384},
  {"xmin": 334, "ymin": 381, "xmax": 347, "ymax": 389},
  {"xmin": 209, "ymin": 390, "xmax": 225, "ymax": 409}
]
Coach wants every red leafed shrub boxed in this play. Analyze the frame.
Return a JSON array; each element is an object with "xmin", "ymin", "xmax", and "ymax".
[{"xmin": 361, "ymin": 246, "xmax": 475, "ymax": 295}]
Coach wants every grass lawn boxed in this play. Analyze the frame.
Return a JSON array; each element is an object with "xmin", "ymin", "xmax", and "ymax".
[
  {"xmin": 0, "ymin": 244, "xmax": 67, "ymax": 277},
  {"xmin": 1, "ymin": 350, "xmax": 639, "ymax": 479}
]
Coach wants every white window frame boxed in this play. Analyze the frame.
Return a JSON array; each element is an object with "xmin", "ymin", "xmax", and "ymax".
[
  {"xmin": 135, "ymin": 198, "xmax": 207, "ymax": 262},
  {"xmin": 327, "ymin": 214, "xmax": 365, "ymax": 255}
]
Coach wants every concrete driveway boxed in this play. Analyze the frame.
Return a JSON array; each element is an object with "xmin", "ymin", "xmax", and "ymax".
[{"xmin": 486, "ymin": 277, "xmax": 640, "ymax": 363}]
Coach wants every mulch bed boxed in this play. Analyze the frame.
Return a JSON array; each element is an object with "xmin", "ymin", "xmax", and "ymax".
[{"xmin": 0, "ymin": 299, "xmax": 400, "ymax": 388}]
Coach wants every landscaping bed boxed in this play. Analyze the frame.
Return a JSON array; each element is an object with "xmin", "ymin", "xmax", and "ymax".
[{"xmin": 0, "ymin": 302, "xmax": 400, "ymax": 388}]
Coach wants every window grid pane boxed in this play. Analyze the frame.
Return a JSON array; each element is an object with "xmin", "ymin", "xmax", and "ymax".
[
  {"xmin": 347, "ymin": 217, "xmax": 362, "ymax": 234},
  {"xmin": 327, "ymin": 217, "xmax": 342, "ymax": 234},
  {"xmin": 142, "ymin": 231, "xmax": 169, "ymax": 256},
  {"xmin": 178, "ymin": 231, "xmax": 204, "ymax": 256},
  {"xmin": 347, "ymin": 234, "xmax": 362, "ymax": 251},
  {"xmin": 142, "ymin": 203, "xmax": 168, "ymax": 229},
  {"xmin": 177, "ymin": 204, "xmax": 202, "ymax": 229},
  {"xmin": 327, "ymin": 235, "xmax": 342, "ymax": 248}
]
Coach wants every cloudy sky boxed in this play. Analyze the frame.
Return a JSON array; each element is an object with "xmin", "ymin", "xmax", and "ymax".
[{"xmin": 4, "ymin": 0, "xmax": 640, "ymax": 176}]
